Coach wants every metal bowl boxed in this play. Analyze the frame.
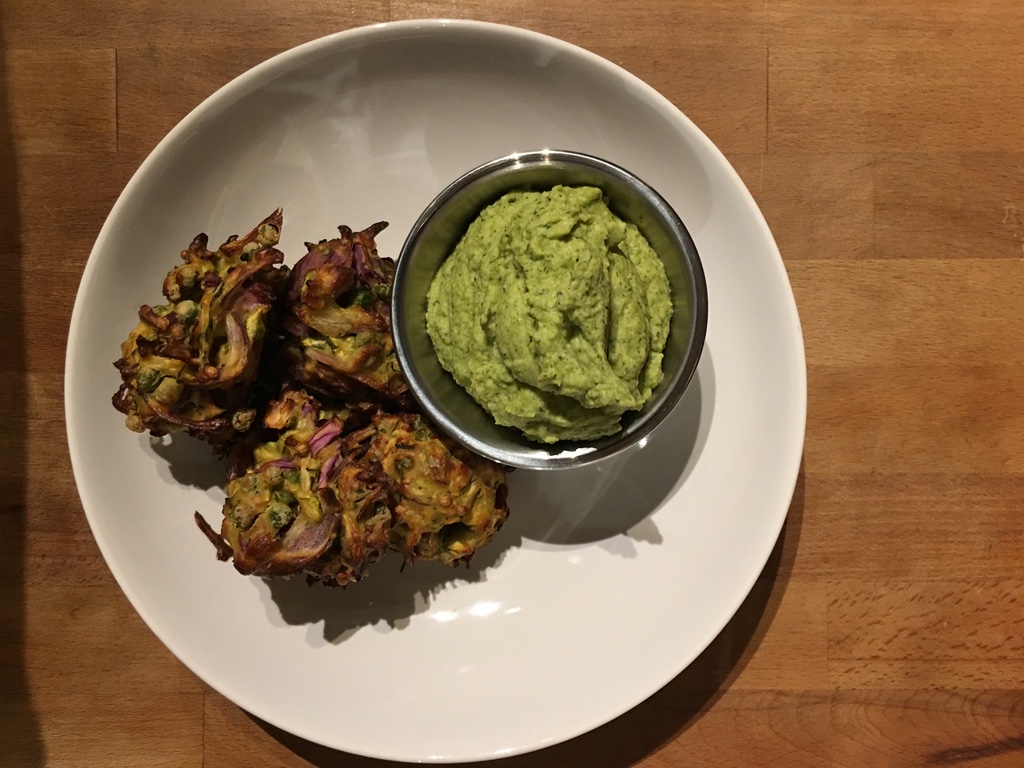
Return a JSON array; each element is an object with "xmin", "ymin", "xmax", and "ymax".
[{"xmin": 392, "ymin": 149, "xmax": 708, "ymax": 470}]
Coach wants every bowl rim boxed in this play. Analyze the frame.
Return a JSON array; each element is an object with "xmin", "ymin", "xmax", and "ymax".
[{"xmin": 392, "ymin": 149, "xmax": 709, "ymax": 469}]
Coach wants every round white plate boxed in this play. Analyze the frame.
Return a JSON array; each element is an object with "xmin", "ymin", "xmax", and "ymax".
[{"xmin": 66, "ymin": 19, "xmax": 805, "ymax": 763}]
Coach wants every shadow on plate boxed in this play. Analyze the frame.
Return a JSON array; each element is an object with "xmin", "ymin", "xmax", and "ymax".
[
  {"xmin": 259, "ymin": 351, "xmax": 713, "ymax": 642},
  {"xmin": 260, "ymin": 522, "xmax": 520, "ymax": 644},
  {"xmin": 507, "ymin": 351, "xmax": 711, "ymax": 547},
  {"xmin": 251, "ymin": 464, "xmax": 806, "ymax": 767},
  {"xmin": 149, "ymin": 432, "xmax": 231, "ymax": 491},
  {"xmin": 141, "ymin": 348, "xmax": 714, "ymax": 649}
]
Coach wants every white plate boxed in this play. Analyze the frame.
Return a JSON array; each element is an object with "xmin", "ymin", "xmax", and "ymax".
[{"xmin": 65, "ymin": 19, "xmax": 805, "ymax": 763}]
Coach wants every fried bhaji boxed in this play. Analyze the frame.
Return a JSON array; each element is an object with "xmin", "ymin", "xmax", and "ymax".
[
  {"xmin": 112, "ymin": 210, "xmax": 287, "ymax": 451},
  {"xmin": 345, "ymin": 413, "xmax": 510, "ymax": 567},
  {"xmin": 195, "ymin": 387, "xmax": 391, "ymax": 586},
  {"xmin": 196, "ymin": 389, "xmax": 510, "ymax": 585},
  {"xmin": 281, "ymin": 222, "xmax": 411, "ymax": 408},
  {"xmin": 119, "ymin": 211, "xmax": 511, "ymax": 588}
]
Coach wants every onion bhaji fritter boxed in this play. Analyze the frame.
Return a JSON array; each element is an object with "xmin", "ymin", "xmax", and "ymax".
[
  {"xmin": 346, "ymin": 413, "xmax": 510, "ymax": 567},
  {"xmin": 195, "ymin": 388, "xmax": 510, "ymax": 585},
  {"xmin": 281, "ymin": 222, "xmax": 412, "ymax": 409},
  {"xmin": 195, "ymin": 387, "xmax": 391, "ymax": 587},
  {"xmin": 119, "ymin": 210, "xmax": 511, "ymax": 588},
  {"xmin": 112, "ymin": 209, "xmax": 287, "ymax": 451}
]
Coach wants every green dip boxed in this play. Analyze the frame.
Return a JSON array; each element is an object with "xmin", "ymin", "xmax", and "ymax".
[{"xmin": 425, "ymin": 185, "xmax": 673, "ymax": 444}]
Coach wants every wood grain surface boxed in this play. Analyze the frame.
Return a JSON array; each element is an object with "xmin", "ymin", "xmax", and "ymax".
[{"xmin": 3, "ymin": 1, "xmax": 1023, "ymax": 766}]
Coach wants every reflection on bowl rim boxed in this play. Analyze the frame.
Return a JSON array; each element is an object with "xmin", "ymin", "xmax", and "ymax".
[{"xmin": 392, "ymin": 149, "xmax": 708, "ymax": 470}]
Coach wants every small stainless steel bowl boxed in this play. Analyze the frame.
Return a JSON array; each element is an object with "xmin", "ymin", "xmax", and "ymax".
[{"xmin": 392, "ymin": 150, "xmax": 708, "ymax": 470}]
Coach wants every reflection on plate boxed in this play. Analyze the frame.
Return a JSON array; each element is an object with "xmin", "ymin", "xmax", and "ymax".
[{"xmin": 65, "ymin": 20, "xmax": 805, "ymax": 763}]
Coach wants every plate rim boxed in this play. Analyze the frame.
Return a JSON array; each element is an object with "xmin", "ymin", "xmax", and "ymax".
[{"xmin": 64, "ymin": 17, "xmax": 807, "ymax": 763}]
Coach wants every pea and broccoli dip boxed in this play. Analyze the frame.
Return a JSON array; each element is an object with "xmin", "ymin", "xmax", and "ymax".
[{"xmin": 425, "ymin": 185, "xmax": 673, "ymax": 444}]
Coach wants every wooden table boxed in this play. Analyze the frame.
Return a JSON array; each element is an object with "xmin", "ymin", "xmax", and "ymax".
[{"xmin": 4, "ymin": 1, "xmax": 1024, "ymax": 766}]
